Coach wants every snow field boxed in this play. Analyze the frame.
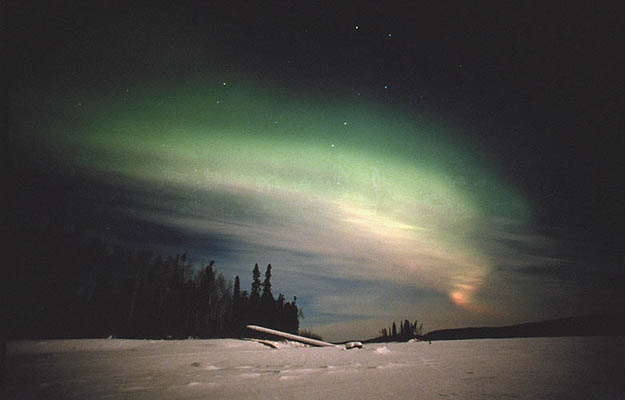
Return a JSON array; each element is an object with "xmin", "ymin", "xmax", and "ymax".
[{"xmin": 3, "ymin": 337, "xmax": 624, "ymax": 399}]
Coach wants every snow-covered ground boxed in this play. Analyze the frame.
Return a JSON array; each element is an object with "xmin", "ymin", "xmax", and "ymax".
[{"xmin": 3, "ymin": 336, "xmax": 624, "ymax": 399}]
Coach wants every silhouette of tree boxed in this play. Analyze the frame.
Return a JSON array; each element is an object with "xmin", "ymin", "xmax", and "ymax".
[
  {"xmin": 250, "ymin": 264, "xmax": 261, "ymax": 304},
  {"xmin": 261, "ymin": 264, "xmax": 273, "ymax": 302},
  {"xmin": 275, "ymin": 293, "xmax": 287, "ymax": 331},
  {"xmin": 403, "ymin": 320, "xmax": 411, "ymax": 339},
  {"xmin": 260, "ymin": 264, "xmax": 275, "ymax": 326},
  {"xmin": 233, "ymin": 275, "xmax": 241, "ymax": 302},
  {"xmin": 282, "ymin": 296, "xmax": 299, "ymax": 334}
]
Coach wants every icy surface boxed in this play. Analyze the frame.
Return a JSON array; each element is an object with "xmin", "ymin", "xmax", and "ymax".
[{"xmin": 3, "ymin": 337, "xmax": 624, "ymax": 399}]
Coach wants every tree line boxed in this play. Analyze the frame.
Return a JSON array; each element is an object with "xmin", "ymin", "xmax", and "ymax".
[
  {"xmin": 127, "ymin": 257, "xmax": 300, "ymax": 339},
  {"xmin": 7, "ymin": 226, "xmax": 299, "ymax": 340},
  {"xmin": 378, "ymin": 319, "xmax": 424, "ymax": 341}
]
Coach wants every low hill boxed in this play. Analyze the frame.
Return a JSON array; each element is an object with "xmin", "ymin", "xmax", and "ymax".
[{"xmin": 422, "ymin": 313, "xmax": 625, "ymax": 341}]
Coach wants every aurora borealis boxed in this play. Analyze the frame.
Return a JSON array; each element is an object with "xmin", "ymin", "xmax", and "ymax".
[
  {"xmin": 8, "ymin": 1, "xmax": 624, "ymax": 341},
  {"xmin": 9, "ymin": 79, "xmax": 550, "ymax": 338}
]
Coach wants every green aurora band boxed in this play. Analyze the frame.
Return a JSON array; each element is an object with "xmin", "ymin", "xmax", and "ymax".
[{"xmin": 23, "ymin": 77, "xmax": 529, "ymax": 312}]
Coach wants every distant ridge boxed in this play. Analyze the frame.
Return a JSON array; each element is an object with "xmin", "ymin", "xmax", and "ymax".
[{"xmin": 422, "ymin": 313, "xmax": 625, "ymax": 341}]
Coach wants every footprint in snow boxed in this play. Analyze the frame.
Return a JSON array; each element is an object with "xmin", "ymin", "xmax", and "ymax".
[{"xmin": 191, "ymin": 362, "xmax": 220, "ymax": 370}]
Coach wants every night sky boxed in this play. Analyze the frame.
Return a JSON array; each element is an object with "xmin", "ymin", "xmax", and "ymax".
[{"xmin": 7, "ymin": 1, "xmax": 624, "ymax": 341}]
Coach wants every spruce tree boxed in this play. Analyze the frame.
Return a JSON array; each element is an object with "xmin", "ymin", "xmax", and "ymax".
[
  {"xmin": 261, "ymin": 264, "xmax": 273, "ymax": 302},
  {"xmin": 276, "ymin": 294, "xmax": 286, "ymax": 331},
  {"xmin": 250, "ymin": 264, "xmax": 261, "ymax": 304},
  {"xmin": 260, "ymin": 264, "xmax": 275, "ymax": 327},
  {"xmin": 281, "ymin": 297, "xmax": 299, "ymax": 334},
  {"xmin": 249, "ymin": 264, "xmax": 262, "ymax": 325},
  {"xmin": 233, "ymin": 276, "xmax": 241, "ymax": 299}
]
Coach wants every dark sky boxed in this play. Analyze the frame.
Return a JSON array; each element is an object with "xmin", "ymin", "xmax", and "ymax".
[{"xmin": 7, "ymin": 1, "xmax": 624, "ymax": 340}]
